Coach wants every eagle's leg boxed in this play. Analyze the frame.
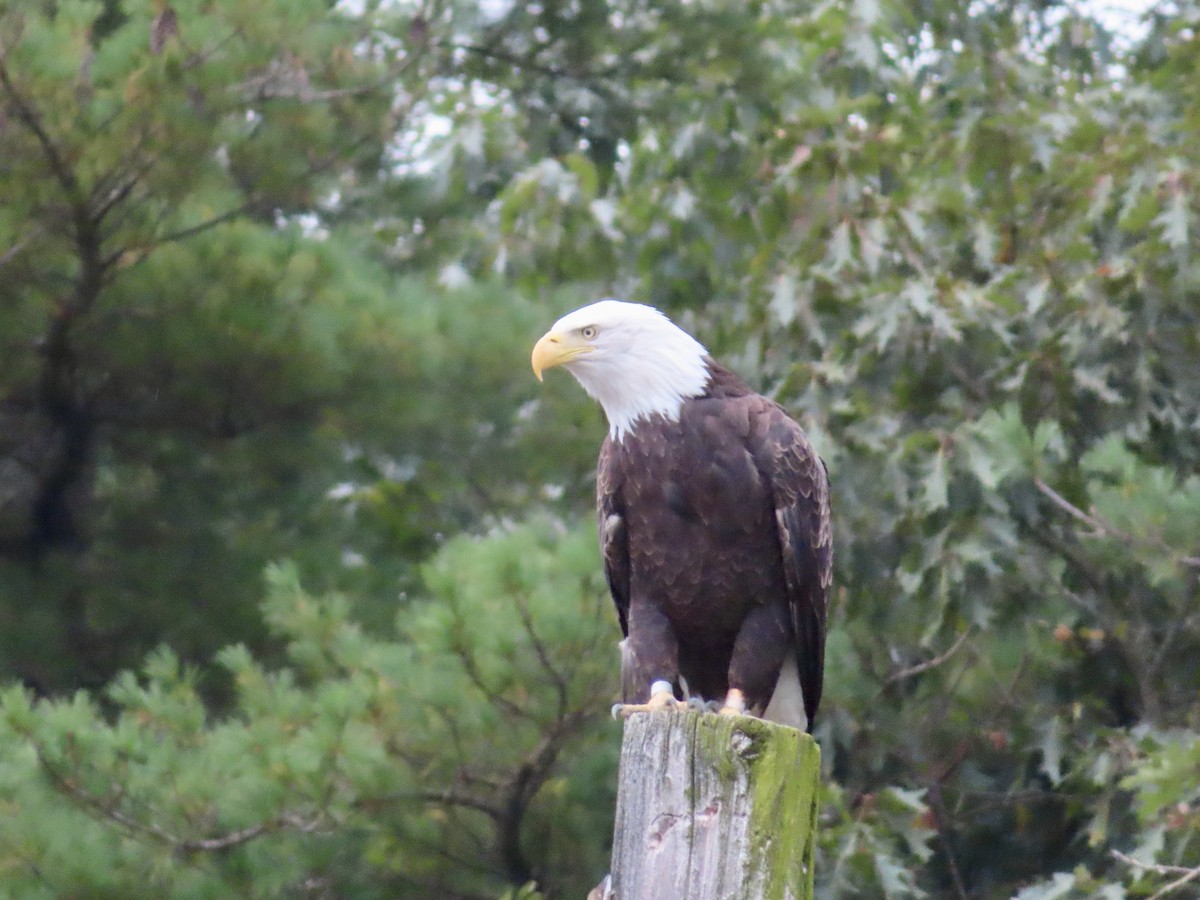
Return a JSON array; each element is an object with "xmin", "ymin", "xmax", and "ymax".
[
  {"xmin": 718, "ymin": 688, "xmax": 748, "ymax": 717},
  {"xmin": 720, "ymin": 601, "xmax": 791, "ymax": 719},
  {"xmin": 611, "ymin": 604, "xmax": 687, "ymax": 718}
]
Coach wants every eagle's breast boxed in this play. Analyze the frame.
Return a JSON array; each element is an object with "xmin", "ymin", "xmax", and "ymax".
[{"xmin": 615, "ymin": 396, "xmax": 787, "ymax": 643}]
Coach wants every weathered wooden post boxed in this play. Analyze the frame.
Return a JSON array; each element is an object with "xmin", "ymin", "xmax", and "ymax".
[{"xmin": 596, "ymin": 710, "xmax": 820, "ymax": 900}]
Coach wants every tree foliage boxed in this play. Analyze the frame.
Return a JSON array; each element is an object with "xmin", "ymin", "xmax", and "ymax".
[
  {"xmin": 0, "ymin": 521, "xmax": 614, "ymax": 898},
  {"xmin": 1, "ymin": 0, "xmax": 1198, "ymax": 897}
]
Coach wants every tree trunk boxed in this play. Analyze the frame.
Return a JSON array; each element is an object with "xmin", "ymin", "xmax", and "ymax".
[{"xmin": 604, "ymin": 710, "xmax": 820, "ymax": 899}]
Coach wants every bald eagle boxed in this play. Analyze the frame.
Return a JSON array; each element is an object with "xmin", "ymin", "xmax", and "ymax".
[{"xmin": 532, "ymin": 300, "xmax": 831, "ymax": 733}]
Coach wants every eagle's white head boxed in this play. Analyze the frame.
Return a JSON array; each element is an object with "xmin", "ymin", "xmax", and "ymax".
[{"xmin": 531, "ymin": 299, "xmax": 711, "ymax": 440}]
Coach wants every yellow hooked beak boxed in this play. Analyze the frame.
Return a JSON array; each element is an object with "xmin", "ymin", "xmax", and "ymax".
[{"xmin": 531, "ymin": 330, "xmax": 593, "ymax": 381}]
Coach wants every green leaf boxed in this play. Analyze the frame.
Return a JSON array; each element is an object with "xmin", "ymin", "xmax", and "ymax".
[
  {"xmin": 921, "ymin": 448, "xmax": 949, "ymax": 512},
  {"xmin": 1014, "ymin": 872, "xmax": 1077, "ymax": 900},
  {"xmin": 1153, "ymin": 192, "xmax": 1190, "ymax": 249},
  {"xmin": 1039, "ymin": 716, "xmax": 1065, "ymax": 786}
]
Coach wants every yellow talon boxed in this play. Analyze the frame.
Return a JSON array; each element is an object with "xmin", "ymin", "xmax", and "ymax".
[
  {"xmin": 717, "ymin": 688, "xmax": 747, "ymax": 717},
  {"xmin": 612, "ymin": 683, "xmax": 685, "ymax": 719}
]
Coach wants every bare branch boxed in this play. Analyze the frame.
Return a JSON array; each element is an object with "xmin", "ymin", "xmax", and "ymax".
[
  {"xmin": 0, "ymin": 236, "xmax": 30, "ymax": 270},
  {"xmin": 181, "ymin": 27, "xmax": 245, "ymax": 72},
  {"xmin": 409, "ymin": 788, "xmax": 501, "ymax": 819},
  {"xmin": 926, "ymin": 783, "xmax": 969, "ymax": 900},
  {"xmin": 102, "ymin": 203, "xmax": 256, "ymax": 271},
  {"xmin": 1036, "ymin": 477, "xmax": 1120, "ymax": 537},
  {"xmin": 89, "ymin": 127, "xmax": 157, "ymax": 217},
  {"xmin": 234, "ymin": 78, "xmax": 391, "ymax": 103},
  {"xmin": 149, "ymin": 203, "xmax": 256, "ymax": 246},
  {"xmin": 93, "ymin": 156, "xmax": 158, "ymax": 226},
  {"xmin": 1112, "ymin": 849, "xmax": 1200, "ymax": 899},
  {"xmin": 177, "ymin": 812, "xmax": 326, "ymax": 853},
  {"xmin": 1035, "ymin": 477, "xmax": 1200, "ymax": 569},
  {"xmin": 1111, "ymin": 849, "xmax": 1198, "ymax": 877},
  {"xmin": 884, "ymin": 628, "xmax": 972, "ymax": 686}
]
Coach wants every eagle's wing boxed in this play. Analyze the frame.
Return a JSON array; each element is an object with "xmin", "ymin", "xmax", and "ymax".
[
  {"xmin": 758, "ymin": 404, "xmax": 832, "ymax": 732},
  {"xmin": 597, "ymin": 436, "xmax": 630, "ymax": 637}
]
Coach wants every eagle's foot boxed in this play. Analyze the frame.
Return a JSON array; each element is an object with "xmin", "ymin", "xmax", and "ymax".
[
  {"xmin": 717, "ymin": 688, "xmax": 748, "ymax": 718},
  {"xmin": 611, "ymin": 680, "xmax": 686, "ymax": 719}
]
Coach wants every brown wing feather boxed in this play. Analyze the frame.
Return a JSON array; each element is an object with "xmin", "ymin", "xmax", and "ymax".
[
  {"xmin": 596, "ymin": 436, "xmax": 630, "ymax": 637},
  {"xmin": 758, "ymin": 403, "xmax": 832, "ymax": 731}
]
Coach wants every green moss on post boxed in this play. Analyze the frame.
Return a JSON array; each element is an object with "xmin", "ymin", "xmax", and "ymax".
[{"xmin": 606, "ymin": 710, "xmax": 820, "ymax": 899}]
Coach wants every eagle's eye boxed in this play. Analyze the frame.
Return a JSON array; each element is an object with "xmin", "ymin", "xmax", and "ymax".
[{"xmin": 581, "ymin": 325, "xmax": 598, "ymax": 339}]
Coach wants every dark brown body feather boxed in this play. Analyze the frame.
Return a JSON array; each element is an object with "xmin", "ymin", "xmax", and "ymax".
[{"xmin": 597, "ymin": 361, "xmax": 832, "ymax": 731}]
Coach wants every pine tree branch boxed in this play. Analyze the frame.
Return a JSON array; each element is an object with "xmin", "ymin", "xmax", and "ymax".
[
  {"xmin": 0, "ymin": 55, "xmax": 84, "ymax": 205},
  {"xmin": 34, "ymin": 744, "xmax": 326, "ymax": 855},
  {"xmin": 176, "ymin": 812, "xmax": 327, "ymax": 853},
  {"xmin": 513, "ymin": 590, "xmax": 571, "ymax": 718},
  {"xmin": 102, "ymin": 203, "xmax": 257, "ymax": 271},
  {"xmin": 409, "ymin": 788, "xmax": 502, "ymax": 819}
]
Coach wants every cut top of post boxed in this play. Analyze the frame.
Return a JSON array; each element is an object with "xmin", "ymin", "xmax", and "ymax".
[{"xmin": 609, "ymin": 711, "xmax": 820, "ymax": 900}]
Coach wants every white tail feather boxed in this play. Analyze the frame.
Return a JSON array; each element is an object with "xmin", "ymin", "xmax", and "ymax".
[{"xmin": 763, "ymin": 654, "xmax": 808, "ymax": 731}]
